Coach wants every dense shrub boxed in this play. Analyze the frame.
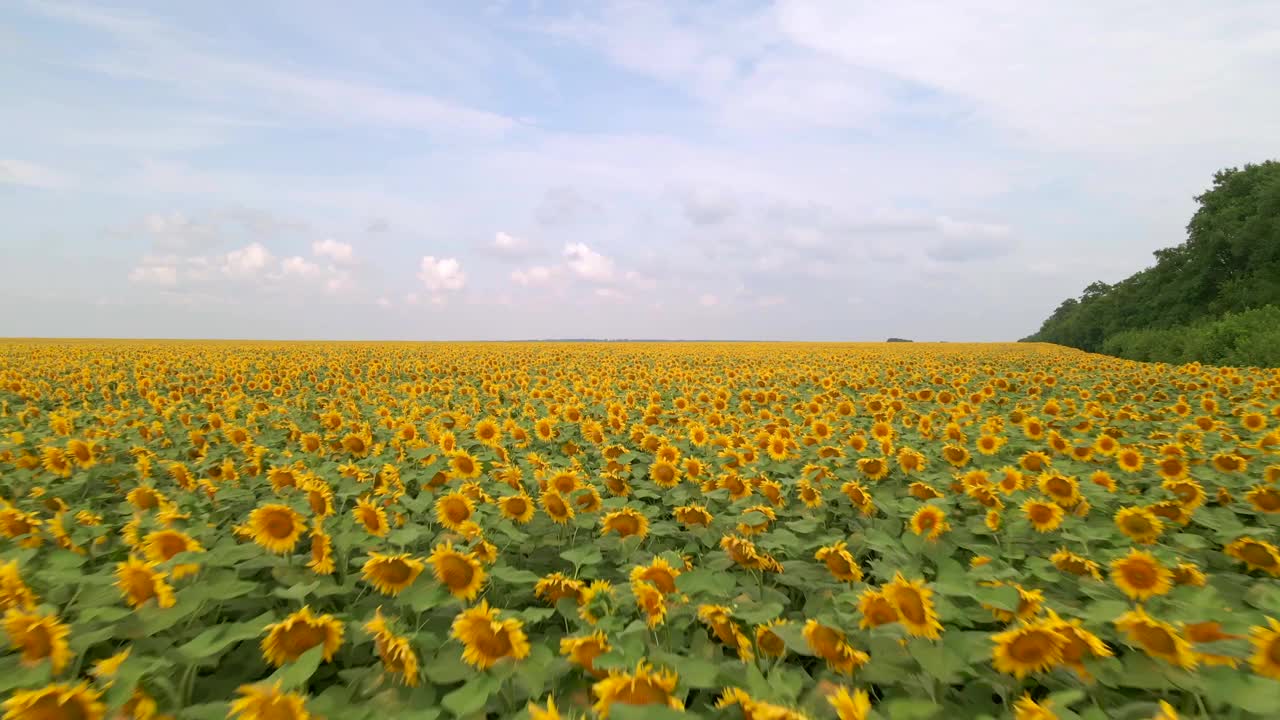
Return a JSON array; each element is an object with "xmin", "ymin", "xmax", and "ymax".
[{"xmin": 1101, "ymin": 305, "xmax": 1280, "ymax": 366}]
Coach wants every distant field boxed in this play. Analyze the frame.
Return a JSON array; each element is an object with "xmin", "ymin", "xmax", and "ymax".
[{"xmin": 2, "ymin": 340, "xmax": 1279, "ymax": 719}]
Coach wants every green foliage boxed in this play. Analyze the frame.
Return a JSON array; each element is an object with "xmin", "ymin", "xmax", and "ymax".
[
  {"xmin": 1100, "ymin": 306, "xmax": 1280, "ymax": 366},
  {"xmin": 1025, "ymin": 160, "xmax": 1280, "ymax": 365}
]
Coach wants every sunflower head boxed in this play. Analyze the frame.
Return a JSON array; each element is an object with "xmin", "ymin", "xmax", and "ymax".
[
  {"xmin": 362, "ymin": 552, "xmax": 426, "ymax": 597},
  {"xmin": 247, "ymin": 503, "xmax": 306, "ymax": 554},
  {"xmin": 261, "ymin": 605, "xmax": 345, "ymax": 667},
  {"xmin": 427, "ymin": 543, "xmax": 485, "ymax": 600}
]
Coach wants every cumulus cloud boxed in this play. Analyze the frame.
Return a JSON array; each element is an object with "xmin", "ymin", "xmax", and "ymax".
[
  {"xmin": 681, "ymin": 187, "xmax": 737, "ymax": 225},
  {"xmin": 280, "ymin": 256, "xmax": 322, "ymax": 277},
  {"xmin": 486, "ymin": 231, "xmax": 535, "ymax": 259},
  {"xmin": 224, "ymin": 243, "xmax": 272, "ymax": 277},
  {"xmin": 0, "ymin": 158, "xmax": 71, "ymax": 189},
  {"xmin": 418, "ymin": 256, "xmax": 467, "ymax": 291},
  {"xmin": 563, "ymin": 242, "xmax": 615, "ymax": 281},
  {"xmin": 511, "ymin": 265, "xmax": 557, "ymax": 286},
  {"xmin": 128, "ymin": 265, "xmax": 178, "ymax": 286},
  {"xmin": 313, "ymin": 238, "xmax": 355, "ymax": 263}
]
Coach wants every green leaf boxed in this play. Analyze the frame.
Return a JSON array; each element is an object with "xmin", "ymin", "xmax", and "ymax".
[
  {"xmin": 441, "ymin": 674, "xmax": 499, "ymax": 717},
  {"xmin": 882, "ymin": 698, "xmax": 942, "ymax": 720},
  {"xmin": 734, "ymin": 601, "xmax": 784, "ymax": 625},
  {"xmin": 175, "ymin": 611, "xmax": 274, "ymax": 662},
  {"xmin": 490, "ymin": 565, "xmax": 540, "ymax": 585},
  {"xmin": 273, "ymin": 580, "xmax": 322, "ymax": 601},
  {"xmin": 970, "ymin": 583, "xmax": 1020, "ymax": 611},
  {"xmin": 561, "ymin": 546, "xmax": 602, "ymax": 567},
  {"xmin": 266, "ymin": 645, "xmax": 324, "ymax": 690},
  {"xmin": 675, "ymin": 568, "xmax": 732, "ymax": 596}
]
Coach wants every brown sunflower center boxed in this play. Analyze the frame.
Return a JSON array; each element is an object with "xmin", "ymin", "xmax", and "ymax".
[
  {"xmin": 1007, "ymin": 631, "xmax": 1054, "ymax": 663},
  {"xmin": 890, "ymin": 588, "xmax": 928, "ymax": 625}
]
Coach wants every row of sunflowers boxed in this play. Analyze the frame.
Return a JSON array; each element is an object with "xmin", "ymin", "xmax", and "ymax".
[{"xmin": 2, "ymin": 340, "xmax": 1280, "ymax": 719}]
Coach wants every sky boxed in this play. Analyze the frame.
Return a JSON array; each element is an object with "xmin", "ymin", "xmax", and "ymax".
[{"xmin": 3, "ymin": 1, "xmax": 1278, "ymax": 341}]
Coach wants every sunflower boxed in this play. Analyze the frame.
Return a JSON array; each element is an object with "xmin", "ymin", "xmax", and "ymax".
[
  {"xmin": 1044, "ymin": 610, "xmax": 1112, "ymax": 679},
  {"xmin": 1163, "ymin": 478, "xmax": 1206, "ymax": 511},
  {"xmin": 1021, "ymin": 499, "xmax": 1064, "ymax": 533},
  {"xmin": 1012, "ymin": 695, "xmax": 1055, "ymax": 720},
  {"xmin": 815, "ymin": 541, "xmax": 863, "ymax": 582},
  {"xmin": 591, "ymin": 661, "xmax": 682, "ymax": 719},
  {"xmin": 600, "ymin": 508, "xmax": 649, "ymax": 539},
  {"xmin": 115, "ymin": 556, "xmax": 176, "ymax": 609},
  {"xmin": 1156, "ymin": 454, "xmax": 1188, "ymax": 481},
  {"xmin": 983, "ymin": 583, "xmax": 1044, "ymax": 623},
  {"xmin": 673, "ymin": 504, "xmax": 713, "ymax": 527},
  {"xmin": 1225, "ymin": 537, "xmax": 1280, "ymax": 576},
  {"xmin": 909, "ymin": 482, "xmax": 943, "ymax": 500},
  {"xmin": 561, "ymin": 631, "xmax": 612, "ymax": 677},
  {"xmin": 361, "ymin": 552, "xmax": 425, "ymax": 597},
  {"xmin": 882, "ymin": 573, "xmax": 942, "ymax": 639},
  {"xmin": 364, "ymin": 608, "xmax": 420, "ymax": 687},
  {"xmin": 909, "ymin": 505, "xmax": 950, "ymax": 541},
  {"xmin": 1114, "ymin": 607, "xmax": 1197, "ymax": 668},
  {"xmin": 435, "ymin": 491, "xmax": 475, "ymax": 532},
  {"xmin": 1114, "ymin": 506, "xmax": 1164, "ymax": 544},
  {"xmin": 755, "ymin": 619, "xmax": 789, "ymax": 658},
  {"xmin": 828, "ymin": 686, "xmax": 871, "ymax": 720},
  {"xmin": 301, "ymin": 479, "xmax": 335, "ymax": 517},
  {"xmin": 307, "ymin": 520, "xmax": 334, "ymax": 576},
  {"xmin": 648, "ymin": 460, "xmax": 680, "ymax": 489},
  {"xmin": 498, "ymin": 494, "xmax": 536, "ymax": 524},
  {"xmin": 1116, "ymin": 447, "xmax": 1144, "ymax": 473},
  {"xmin": 448, "ymin": 450, "xmax": 482, "ymax": 480},
  {"xmin": 244, "ymin": 503, "xmax": 305, "ymax": 555},
  {"xmin": 697, "ymin": 604, "xmax": 753, "ymax": 660},
  {"xmin": 340, "ymin": 431, "xmax": 372, "ymax": 457},
  {"xmin": 40, "ymin": 446, "xmax": 73, "ymax": 477},
  {"xmin": 427, "ymin": 542, "xmax": 485, "ymax": 600},
  {"xmin": 4, "ymin": 608, "xmax": 72, "ymax": 673},
  {"xmin": 140, "ymin": 529, "xmax": 204, "ymax": 579},
  {"xmin": 1249, "ymin": 617, "xmax": 1280, "ymax": 680},
  {"xmin": 857, "ymin": 588, "xmax": 900, "ymax": 629},
  {"xmin": 803, "ymin": 620, "xmax": 869, "ymax": 674},
  {"xmin": 578, "ymin": 580, "xmax": 615, "ymax": 625},
  {"xmin": 1212, "ymin": 452, "xmax": 1246, "ymax": 473},
  {"xmin": 261, "ymin": 606, "xmax": 345, "ymax": 667},
  {"xmin": 856, "ymin": 457, "xmax": 889, "ymax": 481},
  {"xmin": 720, "ymin": 535, "xmax": 783, "ymax": 573},
  {"xmin": 473, "ymin": 418, "xmax": 502, "ymax": 446},
  {"xmin": 841, "ymin": 482, "xmax": 876, "ymax": 516},
  {"xmin": 535, "ymin": 572, "xmax": 586, "ymax": 605},
  {"xmin": 65, "ymin": 438, "xmax": 97, "ymax": 469},
  {"xmin": 1, "ymin": 682, "xmax": 105, "ymax": 720},
  {"xmin": 1019, "ymin": 451, "xmax": 1050, "ymax": 473},
  {"xmin": 633, "ymin": 581, "xmax": 667, "ymax": 628},
  {"xmin": 540, "ymin": 491, "xmax": 574, "ymax": 524},
  {"xmin": 228, "ymin": 681, "xmax": 311, "ymax": 720},
  {"xmin": 1109, "ymin": 549, "xmax": 1173, "ymax": 601},
  {"xmin": 1050, "ymin": 548, "xmax": 1102, "ymax": 580},
  {"xmin": 991, "ymin": 621, "xmax": 1067, "ymax": 678},
  {"xmin": 941, "ymin": 444, "xmax": 970, "ymax": 468},
  {"xmin": 0, "ymin": 561, "xmax": 37, "ymax": 613},
  {"xmin": 736, "ymin": 504, "xmax": 776, "ymax": 535},
  {"xmin": 1038, "ymin": 473, "xmax": 1080, "ymax": 507},
  {"xmin": 450, "ymin": 600, "xmax": 530, "ymax": 669},
  {"xmin": 1246, "ymin": 485, "xmax": 1280, "ymax": 513}
]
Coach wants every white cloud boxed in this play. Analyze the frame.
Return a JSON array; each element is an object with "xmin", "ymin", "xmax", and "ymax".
[
  {"xmin": 492, "ymin": 231, "xmax": 528, "ymax": 254},
  {"xmin": 563, "ymin": 242, "xmax": 615, "ymax": 282},
  {"xmin": 756, "ymin": 295, "xmax": 786, "ymax": 307},
  {"xmin": 376, "ymin": 296, "xmax": 392, "ymax": 308},
  {"xmin": 280, "ymin": 256, "xmax": 322, "ymax": 277},
  {"xmin": 935, "ymin": 216, "xmax": 1010, "ymax": 239},
  {"xmin": 699, "ymin": 293, "xmax": 719, "ymax": 307},
  {"xmin": 511, "ymin": 265, "xmax": 557, "ymax": 287},
  {"xmin": 128, "ymin": 265, "xmax": 178, "ymax": 286},
  {"xmin": 312, "ymin": 238, "xmax": 354, "ymax": 263},
  {"xmin": 0, "ymin": 159, "xmax": 71, "ymax": 189},
  {"xmin": 224, "ymin": 243, "xmax": 272, "ymax": 277},
  {"xmin": 418, "ymin": 256, "xmax": 467, "ymax": 291}
]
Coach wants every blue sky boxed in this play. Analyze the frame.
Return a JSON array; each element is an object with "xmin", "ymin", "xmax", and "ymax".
[{"xmin": 3, "ymin": 1, "xmax": 1277, "ymax": 341}]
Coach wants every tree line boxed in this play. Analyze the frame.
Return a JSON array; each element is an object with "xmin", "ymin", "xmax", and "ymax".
[{"xmin": 1022, "ymin": 160, "xmax": 1280, "ymax": 367}]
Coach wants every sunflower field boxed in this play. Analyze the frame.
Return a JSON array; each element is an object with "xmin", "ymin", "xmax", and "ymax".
[{"xmin": 2, "ymin": 340, "xmax": 1280, "ymax": 720}]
